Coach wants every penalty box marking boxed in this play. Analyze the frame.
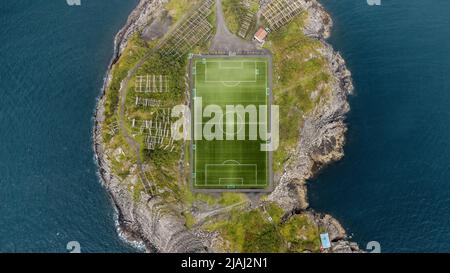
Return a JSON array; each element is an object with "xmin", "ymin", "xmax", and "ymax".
[
  {"xmin": 218, "ymin": 61, "xmax": 244, "ymax": 69},
  {"xmin": 200, "ymin": 60, "xmax": 267, "ymax": 83},
  {"xmin": 201, "ymin": 163, "xmax": 258, "ymax": 186}
]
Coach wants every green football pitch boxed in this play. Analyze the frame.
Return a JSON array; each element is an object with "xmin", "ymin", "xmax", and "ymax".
[{"xmin": 191, "ymin": 56, "xmax": 271, "ymax": 190}]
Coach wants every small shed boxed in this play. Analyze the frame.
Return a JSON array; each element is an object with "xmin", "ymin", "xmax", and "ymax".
[{"xmin": 254, "ymin": 27, "xmax": 268, "ymax": 43}]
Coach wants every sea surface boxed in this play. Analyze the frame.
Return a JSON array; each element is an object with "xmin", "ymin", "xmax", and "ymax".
[
  {"xmin": 0, "ymin": 0, "xmax": 139, "ymax": 252},
  {"xmin": 309, "ymin": 0, "xmax": 450, "ymax": 252}
]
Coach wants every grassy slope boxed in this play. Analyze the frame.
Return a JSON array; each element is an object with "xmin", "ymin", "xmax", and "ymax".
[
  {"xmin": 264, "ymin": 14, "xmax": 331, "ymax": 171},
  {"xmin": 103, "ymin": 34, "xmax": 148, "ymax": 143},
  {"xmin": 165, "ymin": 0, "xmax": 199, "ymax": 22},
  {"xmin": 101, "ymin": 34, "xmax": 149, "ymax": 183},
  {"xmin": 222, "ymin": 0, "xmax": 258, "ymax": 37},
  {"xmin": 222, "ymin": 0, "xmax": 241, "ymax": 33},
  {"xmin": 205, "ymin": 202, "xmax": 321, "ymax": 252}
]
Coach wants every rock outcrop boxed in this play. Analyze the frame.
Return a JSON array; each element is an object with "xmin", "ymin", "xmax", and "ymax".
[{"xmin": 266, "ymin": 0, "xmax": 360, "ymax": 252}]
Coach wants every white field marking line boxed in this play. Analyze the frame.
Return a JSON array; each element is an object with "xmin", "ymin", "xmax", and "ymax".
[
  {"xmin": 222, "ymin": 159, "xmax": 239, "ymax": 164},
  {"xmin": 194, "ymin": 60, "xmax": 198, "ymax": 187},
  {"xmin": 218, "ymin": 61, "xmax": 244, "ymax": 69},
  {"xmin": 204, "ymin": 163, "xmax": 257, "ymax": 185},
  {"xmin": 196, "ymin": 122, "xmax": 266, "ymax": 125},
  {"xmin": 221, "ymin": 81, "xmax": 241, "ymax": 87},
  {"xmin": 204, "ymin": 60, "xmax": 264, "ymax": 83},
  {"xmin": 194, "ymin": 136, "xmax": 197, "ymax": 186},
  {"xmin": 219, "ymin": 178, "xmax": 244, "ymax": 185},
  {"xmin": 200, "ymin": 81, "xmax": 266, "ymax": 86},
  {"xmin": 265, "ymin": 60, "xmax": 268, "ymax": 187},
  {"xmin": 205, "ymin": 65, "xmax": 257, "ymax": 82}
]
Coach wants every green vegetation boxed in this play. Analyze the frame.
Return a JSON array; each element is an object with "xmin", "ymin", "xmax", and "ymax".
[
  {"xmin": 206, "ymin": 2, "xmax": 217, "ymax": 42},
  {"xmin": 132, "ymin": 180, "xmax": 145, "ymax": 202},
  {"xmin": 183, "ymin": 211, "xmax": 196, "ymax": 228},
  {"xmin": 218, "ymin": 192, "xmax": 246, "ymax": 206},
  {"xmin": 205, "ymin": 202, "xmax": 321, "ymax": 252},
  {"xmin": 222, "ymin": 0, "xmax": 241, "ymax": 33},
  {"xmin": 182, "ymin": 190, "xmax": 247, "ymax": 208},
  {"xmin": 206, "ymin": 206, "xmax": 281, "ymax": 252},
  {"xmin": 280, "ymin": 214, "xmax": 322, "ymax": 252},
  {"xmin": 222, "ymin": 0, "xmax": 258, "ymax": 37},
  {"xmin": 125, "ymin": 53, "xmax": 185, "ymax": 129},
  {"xmin": 102, "ymin": 34, "xmax": 149, "ymax": 142},
  {"xmin": 264, "ymin": 14, "xmax": 332, "ymax": 171},
  {"xmin": 165, "ymin": 0, "xmax": 199, "ymax": 22}
]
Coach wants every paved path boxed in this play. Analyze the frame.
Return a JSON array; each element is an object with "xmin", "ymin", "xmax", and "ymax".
[{"xmin": 210, "ymin": 0, "xmax": 257, "ymax": 52}]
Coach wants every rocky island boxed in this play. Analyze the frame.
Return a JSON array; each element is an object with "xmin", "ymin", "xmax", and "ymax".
[{"xmin": 94, "ymin": 0, "xmax": 361, "ymax": 253}]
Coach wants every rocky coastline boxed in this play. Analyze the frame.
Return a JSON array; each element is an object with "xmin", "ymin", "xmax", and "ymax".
[{"xmin": 93, "ymin": 0, "xmax": 362, "ymax": 253}]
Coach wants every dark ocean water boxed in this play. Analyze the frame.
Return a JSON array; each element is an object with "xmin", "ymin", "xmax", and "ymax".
[
  {"xmin": 2, "ymin": 0, "xmax": 450, "ymax": 254},
  {"xmin": 309, "ymin": 0, "xmax": 450, "ymax": 252},
  {"xmin": 0, "ymin": 0, "xmax": 139, "ymax": 252}
]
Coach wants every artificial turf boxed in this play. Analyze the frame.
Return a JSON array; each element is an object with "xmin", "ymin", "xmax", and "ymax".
[{"xmin": 191, "ymin": 56, "xmax": 270, "ymax": 190}]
